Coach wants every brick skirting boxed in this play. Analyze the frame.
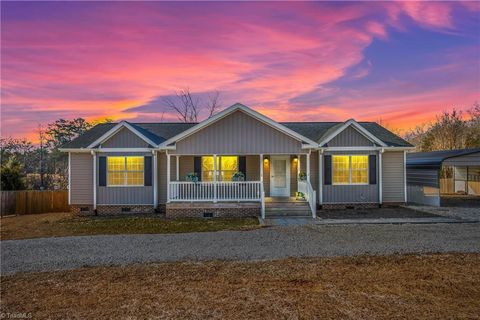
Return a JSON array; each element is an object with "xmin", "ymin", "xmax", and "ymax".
[
  {"xmin": 70, "ymin": 205, "xmax": 155, "ymax": 216},
  {"xmin": 166, "ymin": 202, "xmax": 260, "ymax": 218}
]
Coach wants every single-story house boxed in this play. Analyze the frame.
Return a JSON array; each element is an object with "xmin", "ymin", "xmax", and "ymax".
[
  {"xmin": 406, "ymin": 149, "xmax": 480, "ymax": 207},
  {"xmin": 60, "ymin": 103, "xmax": 414, "ymax": 218}
]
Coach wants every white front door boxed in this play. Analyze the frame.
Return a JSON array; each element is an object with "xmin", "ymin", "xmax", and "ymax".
[{"xmin": 270, "ymin": 156, "xmax": 290, "ymax": 197}]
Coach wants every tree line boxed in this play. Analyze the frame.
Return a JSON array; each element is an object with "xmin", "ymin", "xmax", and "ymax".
[{"xmin": 403, "ymin": 103, "xmax": 480, "ymax": 151}]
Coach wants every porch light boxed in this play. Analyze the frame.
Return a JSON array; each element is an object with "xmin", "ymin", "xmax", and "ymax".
[
  {"xmin": 263, "ymin": 158, "xmax": 269, "ymax": 163},
  {"xmin": 293, "ymin": 157, "xmax": 298, "ymax": 162}
]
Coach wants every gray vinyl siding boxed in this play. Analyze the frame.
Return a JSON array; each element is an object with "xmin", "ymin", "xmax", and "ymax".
[
  {"xmin": 70, "ymin": 153, "xmax": 93, "ymax": 204},
  {"xmin": 327, "ymin": 126, "xmax": 375, "ymax": 147},
  {"xmin": 158, "ymin": 152, "xmax": 167, "ymax": 204},
  {"xmin": 442, "ymin": 152, "xmax": 480, "ymax": 166},
  {"xmin": 323, "ymin": 150, "xmax": 379, "ymax": 203},
  {"xmin": 178, "ymin": 156, "xmax": 194, "ymax": 181},
  {"xmin": 323, "ymin": 185, "xmax": 379, "ymax": 203},
  {"xmin": 290, "ymin": 155, "xmax": 297, "ymax": 197},
  {"xmin": 96, "ymin": 152, "xmax": 153, "ymax": 205},
  {"xmin": 382, "ymin": 151, "xmax": 406, "ymax": 203},
  {"xmin": 173, "ymin": 110, "xmax": 306, "ymax": 155},
  {"xmin": 246, "ymin": 155, "xmax": 260, "ymax": 181},
  {"xmin": 263, "ymin": 156, "xmax": 270, "ymax": 197},
  {"xmin": 100, "ymin": 127, "xmax": 150, "ymax": 148}
]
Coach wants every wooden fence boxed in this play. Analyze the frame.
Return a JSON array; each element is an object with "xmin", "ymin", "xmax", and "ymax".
[{"xmin": 0, "ymin": 190, "xmax": 69, "ymax": 216}]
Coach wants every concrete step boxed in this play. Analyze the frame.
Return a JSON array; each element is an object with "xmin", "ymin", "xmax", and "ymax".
[
  {"xmin": 266, "ymin": 202, "xmax": 308, "ymax": 208},
  {"xmin": 265, "ymin": 208, "xmax": 312, "ymax": 217}
]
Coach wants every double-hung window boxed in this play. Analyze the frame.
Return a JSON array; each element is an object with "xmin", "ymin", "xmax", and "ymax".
[
  {"xmin": 201, "ymin": 156, "xmax": 238, "ymax": 181},
  {"xmin": 332, "ymin": 155, "xmax": 368, "ymax": 185},
  {"xmin": 107, "ymin": 156, "xmax": 144, "ymax": 186}
]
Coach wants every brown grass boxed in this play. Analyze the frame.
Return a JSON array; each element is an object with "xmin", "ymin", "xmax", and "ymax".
[
  {"xmin": 1, "ymin": 254, "xmax": 479, "ymax": 319},
  {"xmin": 0, "ymin": 212, "xmax": 260, "ymax": 240}
]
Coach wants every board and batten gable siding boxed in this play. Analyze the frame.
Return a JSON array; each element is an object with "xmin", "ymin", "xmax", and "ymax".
[
  {"xmin": 100, "ymin": 127, "xmax": 150, "ymax": 148},
  {"xmin": 327, "ymin": 126, "xmax": 375, "ymax": 147},
  {"xmin": 173, "ymin": 110, "xmax": 306, "ymax": 155},
  {"xmin": 382, "ymin": 151, "xmax": 406, "ymax": 203},
  {"xmin": 70, "ymin": 153, "xmax": 93, "ymax": 204},
  {"xmin": 322, "ymin": 150, "xmax": 379, "ymax": 203},
  {"xmin": 442, "ymin": 152, "xmax": 480, "ymax": 167},
  {"xmin": 96, "ymin": 152, "xmax": 153, "ymax": 205}
]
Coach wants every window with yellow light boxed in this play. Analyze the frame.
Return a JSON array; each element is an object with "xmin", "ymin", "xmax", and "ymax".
[
  {"xmin": 332, "ymin": 155, "xmax": 368, "ymax": 185},
  {"xmin": 107, "ymin": 156, "xmax": 144, "ymax": 186}
]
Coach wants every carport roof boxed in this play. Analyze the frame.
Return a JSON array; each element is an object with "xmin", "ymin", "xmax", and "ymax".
[{"xmin": 406, "ymin": 148, "xmax": 480, "ymax": 169}]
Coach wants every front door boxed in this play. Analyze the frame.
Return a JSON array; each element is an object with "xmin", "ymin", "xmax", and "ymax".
[{"xmin": 270, "ymin": 156, "xmax": 290, "ymax": 197}]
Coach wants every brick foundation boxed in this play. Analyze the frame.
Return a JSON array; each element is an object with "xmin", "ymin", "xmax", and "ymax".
[
  {"xmin": 166, "ymin": 202, "xmax": 260, "ymax": 218},
  {"xmin": 70, "ymin": 205, "xmax": 155, "ymax": 216},
  {"xmin": 321, "ymin": 203, "xmax": 380, "ymax": 210}
]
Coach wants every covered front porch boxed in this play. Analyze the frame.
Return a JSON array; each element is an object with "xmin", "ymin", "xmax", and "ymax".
[{"xmin": 165, "ymin": 153, "xmax": 317, "ymax": 218}]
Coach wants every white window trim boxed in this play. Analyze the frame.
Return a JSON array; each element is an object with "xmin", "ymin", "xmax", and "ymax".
[
  {"xmin": 332, "ymin": 155, "xmax": 369, "ymax": 186},
  {"xmin": 107, "ymin": 156, "xmax": 145, "ymax": 187},
  {"xmin": 201, "ymin": 155, "xmax": 239, "ymax": 182}
]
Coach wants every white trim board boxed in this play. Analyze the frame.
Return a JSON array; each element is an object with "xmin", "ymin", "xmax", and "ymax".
[
  {"xmin": 87, "ymin": 121, "xmax": 158, "ymax": 149},
  {"xmin": 158, "ymin": 103, "xmax": 319, "ymax": 149},
  {"xmin": 318, "ymin": 119, "xmax": 387, "ymax": 147}
]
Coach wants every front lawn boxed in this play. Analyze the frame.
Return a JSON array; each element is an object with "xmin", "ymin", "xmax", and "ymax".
[
  {"xmin": 0, "ymin": 212, "xmax": 260, "ymax": 240},
  {"xmin": 1, "ymin": 254, "xmax": 479, "ymax": 319}
]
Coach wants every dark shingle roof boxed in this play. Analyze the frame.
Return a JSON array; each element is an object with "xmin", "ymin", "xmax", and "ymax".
[
  {"xmin": 62, "ymin": 120, "xmax": 412, "ymax": 149},
  {"xmin": 406, "ymin": 148, "xmax": 480, "ymax": 169},
  {"xmin": 280, "ymin": 122, "xmax": 412, "ymax": 147}
]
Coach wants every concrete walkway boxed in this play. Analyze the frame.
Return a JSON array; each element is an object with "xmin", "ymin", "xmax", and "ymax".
[{"xmin": 2, "ymin": 223, "xmax": 479, "ymax": 275}]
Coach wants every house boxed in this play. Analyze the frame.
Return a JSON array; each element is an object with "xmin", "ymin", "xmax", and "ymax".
[
  {"xmin": 406, "ymin": 149, "xmax": 480, "ymax": 207},
  {"xmin": 60, "ymin": 103, "xmax": 414, "ymax": 218}
]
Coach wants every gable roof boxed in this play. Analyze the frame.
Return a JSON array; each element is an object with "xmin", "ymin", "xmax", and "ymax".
[
  {"xmin": 158, "ymin": 103, "xmax": 319, "ymax": 148},
  {"xmin": 60, "ymin": 104, "xmax": 413, "ymax": 150},
  {"xmin": 406, "ymin": 148, "xmax": 480, "ymax": 169}
]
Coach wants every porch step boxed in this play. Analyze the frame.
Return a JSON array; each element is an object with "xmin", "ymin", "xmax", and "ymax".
[{"xmin": 265, "ymin": 206, "xmax": 311, "ymax": 217}]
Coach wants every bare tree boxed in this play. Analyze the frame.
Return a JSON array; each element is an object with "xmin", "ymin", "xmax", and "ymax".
[
  {"xmin": 164, "ymin": 88, "xmax": 221, "ymax": 122},
  {"xmin": 206, "ymin": 90, "xmax": 221, "ymax": 118}
]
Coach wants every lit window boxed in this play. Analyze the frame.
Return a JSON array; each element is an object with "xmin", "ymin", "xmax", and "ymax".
[
  {"xmin": 332, "ymin": 155, "xmax": 368, "ymax": 185},
  {"xmin": 201, "ymin": 156, "xmax": 238, "ymax": 181},
  {"xmin": 107, "ymin": 156, "xmax": 144, "ymax": 186}
]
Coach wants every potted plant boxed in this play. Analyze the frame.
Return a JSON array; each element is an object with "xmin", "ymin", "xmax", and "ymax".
[
  {"xmin": 298, "ymin": 172, "xmax": 307, "ymax": 181},
  {"xmin": 232, "ymin": 171, "xmax": 245, "ymax": 181},
  {"xmin": 296, "ymin": 191, "xmax": 305, "ymax": 200},
  {"xmin": 186, "ymin": 172, "xmax": 199, "ymax": 183}
]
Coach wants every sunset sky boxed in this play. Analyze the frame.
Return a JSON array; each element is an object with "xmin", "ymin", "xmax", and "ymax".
[{"xmin": 1, "ymin": 1, "xmax": 479, "ymax": 140}]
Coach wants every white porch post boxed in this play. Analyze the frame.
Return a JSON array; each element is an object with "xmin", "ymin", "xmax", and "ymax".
[
  {"xmin": 306, "ymin": 151, "xmax": 311, "ymax": 183},
  {"xmin": 176, "ymin": 156, "xmax": 180, "ymax": 181},
  {"xmin": 153, "ymin": 150, "xmax": 158, "ymax": 207},
  {"xmin": 213, "ymin": 154, "xmax": 217, "ymax": 203},
  {"xmin": 318, "ymin": 149, "xmax": 323, "ymax": 205},
  {"xmin": 379, "ymin": 148, "xmax": 383, "ymax": 205},
  {"xmin": 91, "ymin": 150, "xmax": 97, "ymax": 210},
  {"xmin": 166, "ymin": 152, "xmax": 171, "ymax": 203},
  {"xmin": 259, "ymin": 154, "xmax": 264, "ymax": 182},
  {"xmin": 297, "ymin": 154, "xmax": 301, "ymax": 176}
]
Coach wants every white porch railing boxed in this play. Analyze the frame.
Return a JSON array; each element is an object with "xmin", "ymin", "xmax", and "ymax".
[
  {"xmin": 169, "ymin": 181, "xmax": 262, "ymax": 202},
  {"xmin": 298, "ymin": 180, "xmax": 317, "ymax": 218}
]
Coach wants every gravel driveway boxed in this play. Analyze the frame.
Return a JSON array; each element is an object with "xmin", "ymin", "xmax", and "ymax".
[{"xmin": 2, "ymin": 223, "xmax": 480, "ymax": 275}]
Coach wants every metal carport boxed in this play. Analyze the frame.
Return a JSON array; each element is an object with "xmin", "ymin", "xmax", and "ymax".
[{"xmin": 406, "ymin": 149, "xmax": 480, "ymax": 207}]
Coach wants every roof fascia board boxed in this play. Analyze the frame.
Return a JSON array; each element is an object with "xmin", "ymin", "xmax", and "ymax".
[
  {"xmin": 87, "ymin": 121, "xmax": 158, "ymax": 148},
  {"xmin": 158, "ymin": 103, "xmax": 318, "ymax": 147},
  {"xmin": 319, "ymin": 119, "xmax": 387, "ymax": 147}
]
